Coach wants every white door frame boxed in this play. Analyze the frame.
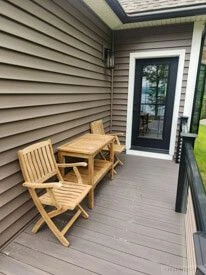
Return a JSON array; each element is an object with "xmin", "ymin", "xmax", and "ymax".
[{"xmin": 126, "ymin": 49, "xmax": 186, "ymax": 160}]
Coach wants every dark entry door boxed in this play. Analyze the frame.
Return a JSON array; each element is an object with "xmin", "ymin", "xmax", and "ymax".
[{"xmin": 131, "ymin": 57, "xmax": 178, "ymax": 153}]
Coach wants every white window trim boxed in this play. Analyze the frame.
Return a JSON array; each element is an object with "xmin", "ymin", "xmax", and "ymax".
[
  {"xmin": 126, "ymin": 49, "xmax": 186, "ymax": 160},
  {"xmin": 183, "ymin": 21, "xmax": 205, "ymax": 127}
]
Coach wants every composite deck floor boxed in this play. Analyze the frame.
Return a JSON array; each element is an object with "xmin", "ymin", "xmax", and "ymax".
[{"xmin": 0, "ymin": 155, "xmax": 187, "ymax": 275}]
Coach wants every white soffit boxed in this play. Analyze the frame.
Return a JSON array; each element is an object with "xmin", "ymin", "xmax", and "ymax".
[
  {"xmin": 83, "ymin": 0, "xmax": 206, "ymax": 29},
  {"xmin": 83, "ymin": 0, "xmax": 122, "ymax": 29}
]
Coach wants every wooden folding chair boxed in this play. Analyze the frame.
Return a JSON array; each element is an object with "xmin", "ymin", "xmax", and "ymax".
[
  {"xmin": 90, "ymin": 120, "xmax": 125, "ymax": 173},
  {"xmin": 18, "ymin": 139, "xmax": 91, "ymax": 247}
]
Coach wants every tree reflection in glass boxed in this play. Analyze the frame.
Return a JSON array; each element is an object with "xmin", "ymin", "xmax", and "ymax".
[{"xmin": 139, "ymin": 64, "xmax": 169, "ymax": 139}]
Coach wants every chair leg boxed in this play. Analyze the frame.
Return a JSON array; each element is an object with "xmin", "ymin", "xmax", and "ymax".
[
  {"xmin": 61, "ymin": 208, "xmax": 82, "ymax": 236},
  {"xmin": 30, "ymin": 190, "xmax": 69, "ymax": 247},
  {"xmin": 32, "ymin": 208, "xmax": 65, "ymax": 233},
  {"xmin": 99, "ymin": 151, "xmax": 106, "ymax": 160},
  {"xmin": 44, "ymin": 213, "xmax": 70, "ymax": 246},
  {"xmin": 114, "ymin": 159, "xmax": 120, "ymax": 168},
  {"xmin": 61, "ymin": 204, "xmax": 89, "ymax": 236},
  {"xmin": 115, "ymin": 155, "xmax": 124, "ymax": 166},
  {"xmin": 37, "ymin": 208, "xmax": 69, "ymax": 246},
  {"xmin": 111, "ymin": 155, "xmax": 123, "ymax": 174},
  {"xmin": 78, "ymin": 204, "xmax": 89, "ymax": 219}
]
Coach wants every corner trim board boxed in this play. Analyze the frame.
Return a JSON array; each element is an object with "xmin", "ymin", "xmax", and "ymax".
[{"xmin": 183, "ymin": 21, "xmax": 205, "ymax": 127}]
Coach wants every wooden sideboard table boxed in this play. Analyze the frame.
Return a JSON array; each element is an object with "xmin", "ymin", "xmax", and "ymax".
[{"xmin": 57, "ymin": 133, "xmax": 114, "ymax": 209}]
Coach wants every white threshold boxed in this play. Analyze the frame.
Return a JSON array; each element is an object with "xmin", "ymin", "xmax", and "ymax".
[{"xmin": 126, "ymin": 149, "xmax": 173, "ymax": 160}]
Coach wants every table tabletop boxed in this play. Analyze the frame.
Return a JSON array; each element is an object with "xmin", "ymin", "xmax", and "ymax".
[{"xmin": 58, "ymin": 133, "xmax": 114, "ymax": 156}]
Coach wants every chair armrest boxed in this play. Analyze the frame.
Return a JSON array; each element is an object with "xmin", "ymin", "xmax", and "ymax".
[
  {"xmin": 110, "ymin": 132, "xmax": 124, "ymax": 137},
  {"xmin": 23, "ymin": 181, "xmax": 62, "ymax": 189},
  {"xmin": 107, "ymin": 133, "xmax": 122, "ymax": 145},
  {"xmin": 57, "ymin": 162, "xmax": 87, "ymax": 168},
  {"xmin": 57, "ymin": 162, "xmax": 86, "ymax": 185}
]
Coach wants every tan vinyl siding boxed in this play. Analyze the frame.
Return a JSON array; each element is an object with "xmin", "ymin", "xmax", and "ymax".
[
  {"xmin": 113, "ymin": 23, "xmax": 193, "ymax": 149},
  {"xmin": 0, "ymin": 0, "xmax": 111, "ymax": 247}
]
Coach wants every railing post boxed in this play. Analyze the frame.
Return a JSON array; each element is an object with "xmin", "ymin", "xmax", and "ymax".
[
  {"xmin": 176, "ymin": 116, "xmax": 189, "ymax": 163},
  {"xmin": 175, "ymin": 139, "xmax": 187, "ymax": 213},
  {"xmin": 175, "ymin": 131, "xmax": 197, "ymax": 213}
]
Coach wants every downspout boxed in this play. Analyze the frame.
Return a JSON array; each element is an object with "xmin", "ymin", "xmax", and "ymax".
[{"xmin": 110, "ymin": 31, "xmax": 115, "ymax": 132}]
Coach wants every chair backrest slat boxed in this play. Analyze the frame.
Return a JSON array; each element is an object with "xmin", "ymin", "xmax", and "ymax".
[
  {"xmin": 23, "ymin": 153, "xmax": 34, "ymax": 182},
  {"xmin": 90, "ymin": 120, "xmax": 105, "ymax": 135},
  {"xmin": 46, "ymin": 144, "xmax": 56, "ymax": 172},
  {"xmin": 38, "ymin": 147, "xmax": 48, "ymax": 176},
  {"xmin": 30, "ymin": 150, "xmax": 41, "ymax": 180},
  {"xmin": 28, "ymin": 151, "xmax": 39, "ymax": 182},
  {"xmin": 34, "ymin": 148, "xmax": 44, "ymax": 178},
  {"xmin": 18, "ymin": 139, "xmax": 57, "ymax": 183},
  {"xmin": 42, "ymin": 146, "xmax": 52, "ymax": 174}
]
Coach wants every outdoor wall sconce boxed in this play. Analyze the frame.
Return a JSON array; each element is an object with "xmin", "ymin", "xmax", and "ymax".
[{"xmin": 104, "ymin": 48, "xmax": 115, "ymax": 69}]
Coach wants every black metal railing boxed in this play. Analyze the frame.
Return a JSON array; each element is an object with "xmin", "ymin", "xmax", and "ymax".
[{"xmin": 175, "ymin": 117, "xmax": 206, "ymax": 275}]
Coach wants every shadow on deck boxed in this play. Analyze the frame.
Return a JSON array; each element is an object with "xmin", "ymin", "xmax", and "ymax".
[{"xmin": 0, "ymin": 155, "xmax": 187, "ymax": 275}]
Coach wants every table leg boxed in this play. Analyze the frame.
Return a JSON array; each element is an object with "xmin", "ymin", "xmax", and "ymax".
[
  {"xmin": 88, "ymin": 157, "xmax": 94, "ymax": 209},
  {"xmin": 110, "ymin": 140, "xmax": 114, "ymax": 180},
  {"xmin": 58, "ymin": 152, "xmax": 65, "ymax": 176},
  {"xmin": 88, "ymin": 188, "xmax": 94, "ymax": 209}
]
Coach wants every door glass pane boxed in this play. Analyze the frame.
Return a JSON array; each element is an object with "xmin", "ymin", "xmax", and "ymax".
[{"xmin": 138, "ymin": 64, "xmax": 169, "ymax": 140}]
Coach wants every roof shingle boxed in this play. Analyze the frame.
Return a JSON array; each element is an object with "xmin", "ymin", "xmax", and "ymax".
[{"xmin": 118, "ymin": 0, "xmax": 206, "ymax": 14}]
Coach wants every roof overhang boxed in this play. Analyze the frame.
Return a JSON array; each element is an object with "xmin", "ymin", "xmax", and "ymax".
[
  {"xmin": 83, "ymin": 0, "xmax": 206, "ymax": 30},
  {"xmin": 106, "ymin": 0, "xmax": 206, "ymax": 23}
]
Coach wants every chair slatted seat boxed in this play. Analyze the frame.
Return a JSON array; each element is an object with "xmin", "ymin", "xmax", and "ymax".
[
  {"xmin": 39, "ymin": 182, "xmax": 90, "ymax": 210},
  {"xmin": 90, "ymin": 120, "xmax": 125, "ymax": 173},
  {"xmin": 18, "ymin": 139, "xmax": 91, "ymax": 247}
]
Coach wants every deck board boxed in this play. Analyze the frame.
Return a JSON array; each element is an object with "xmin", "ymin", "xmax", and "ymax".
[
  {"xmin": 0, "ymin": 155, "xmax": 187, "ymax": 275},
  {"xmin": 0, "ymin": 253, "xmax": 49, "ymax": 275}
]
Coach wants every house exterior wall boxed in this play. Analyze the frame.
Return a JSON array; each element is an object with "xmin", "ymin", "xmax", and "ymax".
[
  {"xmin": 112, "ymin": 23, "xmax": 193, "ymax": 149},
  {"xmin": 0, "ymin": 0, "xmax": 111, "ymax": 247}
]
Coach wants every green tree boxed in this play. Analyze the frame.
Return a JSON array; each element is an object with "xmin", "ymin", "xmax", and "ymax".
[{"xmin": 143, "ymin": 65, "xmax": 168, "ymax": 118}]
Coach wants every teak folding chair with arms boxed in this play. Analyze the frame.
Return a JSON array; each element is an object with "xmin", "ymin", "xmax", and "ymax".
[
  {"xmin": 90, "ymin": 120, "xmax": 126, "ymax": 173},
  {"xmin": 18, "ymin": 139, "xmax": 91, "ymax": 247}
]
